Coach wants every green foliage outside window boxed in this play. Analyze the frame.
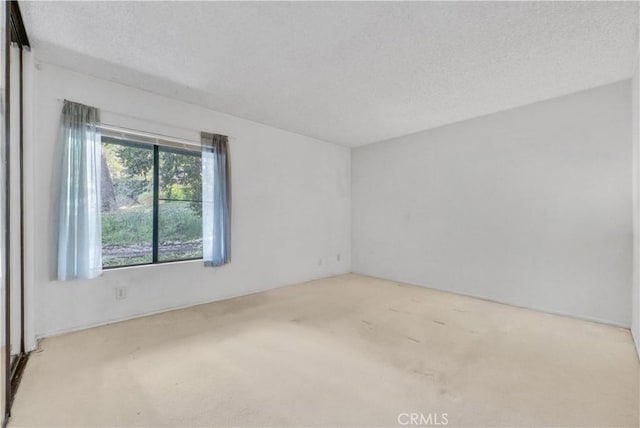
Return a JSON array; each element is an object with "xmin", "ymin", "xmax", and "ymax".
[{"xmin": 101, "ymin": 138, "xmax": 203, "ymax": 267}]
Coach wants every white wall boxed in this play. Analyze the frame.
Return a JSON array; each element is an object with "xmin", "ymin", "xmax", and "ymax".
[
  {"xmin": 29, "ymin": 63, "xmax": 350, "ymax": 340},
  {"xmin": 27, "ymin": 62, "xmax": 636, "ymax": 343},
  {"xmin": 352, "ymin": 81, "xmax": 632, "ymax": 327},
  {"xmin": 632, "ymin": 58, "xmax": 640, "ymax": 356}
]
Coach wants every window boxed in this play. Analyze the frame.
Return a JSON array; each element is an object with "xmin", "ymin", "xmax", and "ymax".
[{"xmin": 101, "ymin": 136, "xmax": 203, "ymax": 268}]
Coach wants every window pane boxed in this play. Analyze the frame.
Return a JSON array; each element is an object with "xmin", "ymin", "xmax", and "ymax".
[
  {"xmin": 158, "ymin": 201, "xmax": 203, "ymax": 262},
  {"xmin": 158, "ymin": 148, "xmax": 203, "ymax": 262},
  {"xmin": 101, "ymin": 139, "xmax": 154, "ymax": 267},
  {"xmin": 159, "ymin": 148, "xmax": 202, "ymax": 202}
]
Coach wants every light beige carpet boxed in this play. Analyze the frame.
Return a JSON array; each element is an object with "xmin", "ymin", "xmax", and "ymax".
[{"xmin": 10, "ymin": 274, "xmax": 640, "ymax": 427}]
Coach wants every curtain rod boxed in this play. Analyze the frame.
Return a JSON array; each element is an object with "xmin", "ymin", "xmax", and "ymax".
[
  {"xmin": 55, "ymin": 98, "xmax": 227, "ymax": 146},
  {"xmin": 98, "ymin": 123, "xmax": 200, "ymax": 148}
]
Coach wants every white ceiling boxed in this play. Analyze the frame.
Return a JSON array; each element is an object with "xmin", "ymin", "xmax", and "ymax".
[{"xmin": 21, "ymin": 1, "xmax": 639, "ymax": 147}]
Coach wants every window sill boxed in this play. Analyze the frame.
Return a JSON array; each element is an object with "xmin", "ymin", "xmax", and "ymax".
[{"xmin": 102, "ymin": 258, "xmax": 203, "ymax": 273}]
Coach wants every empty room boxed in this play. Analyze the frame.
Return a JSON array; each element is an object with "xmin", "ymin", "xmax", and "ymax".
[{"xmin": 1, "ymin": 1, "xmax": 639, "ymax": 427}]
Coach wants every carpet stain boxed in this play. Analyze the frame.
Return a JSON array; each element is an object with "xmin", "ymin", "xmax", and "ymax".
[{"xmin": 411, "ymin": 369, "xmax": 436, "ymax": 378}]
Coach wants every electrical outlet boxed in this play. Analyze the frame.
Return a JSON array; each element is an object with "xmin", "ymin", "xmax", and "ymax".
[
  {"xmin": 337, "ymin": 254, "xmax": 341, "ymax": 262},
  {"xmin": 318, "ymin": 257, "xmax": 324, "ymax": 266},
  {"xmin": 115, "ymin": 287, "xmax": 127, "ymax": 300}
]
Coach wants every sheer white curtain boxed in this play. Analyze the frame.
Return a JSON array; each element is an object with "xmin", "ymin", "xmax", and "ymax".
[
  {"xmin": 57, "ymin": 100, "xmax": 102, "ymax": 280},
  {"xmin": 201, "ymin": 132, "xmax": 230, "ymax": 267}
]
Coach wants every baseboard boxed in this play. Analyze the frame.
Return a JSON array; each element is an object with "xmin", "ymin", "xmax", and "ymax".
[
  {"xmin": 351, "ymin": 271, "xmax": 630, "ymax": 329},
  {"xmin": 36, "ymin": 272, "xmax": 350, "ymax": 340},
  {"xmin": 38, "ymin": 271, "xmax": 635, "ymax": 353}
]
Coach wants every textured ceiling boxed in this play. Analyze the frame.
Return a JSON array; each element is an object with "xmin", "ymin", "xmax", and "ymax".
[{"xmin": 21, "ymin": 1, "xmax": 639, "ymax": 147}]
